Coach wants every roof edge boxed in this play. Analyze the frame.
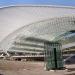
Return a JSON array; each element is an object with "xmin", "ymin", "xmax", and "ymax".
[{"xmin": 0, "ymin": 4, "xmax": 75, "ymax": 9}]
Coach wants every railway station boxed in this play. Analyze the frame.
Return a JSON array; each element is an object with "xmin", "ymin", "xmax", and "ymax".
[{"xmin": 0, "ymin": 5, "xmax": 75, "ymax": 74}]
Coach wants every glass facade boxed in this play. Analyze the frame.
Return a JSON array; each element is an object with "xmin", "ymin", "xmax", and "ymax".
[{"xmin": 44, "ymin": 42, "xmax": 64, "ymax": 70}]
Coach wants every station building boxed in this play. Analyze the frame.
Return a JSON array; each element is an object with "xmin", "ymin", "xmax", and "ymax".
[{"xmin": 0, "ymin": 5, "xmax": 75, "ymax": 61}]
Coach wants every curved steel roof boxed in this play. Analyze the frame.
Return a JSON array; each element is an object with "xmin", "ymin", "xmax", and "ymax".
[{"xmin": 0, "ymin": 5, "xmax": 75, "ymax": 51}]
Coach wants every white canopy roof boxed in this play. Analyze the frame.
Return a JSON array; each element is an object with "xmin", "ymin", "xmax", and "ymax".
[{"xmin": 0, "ymin": 5, "xmax": 75, "ymax": 50}]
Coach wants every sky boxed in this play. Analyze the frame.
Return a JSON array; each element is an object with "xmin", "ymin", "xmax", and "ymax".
[{"xmin": 0, "ymin": 0, "xmax": 75, "ymax": 7}]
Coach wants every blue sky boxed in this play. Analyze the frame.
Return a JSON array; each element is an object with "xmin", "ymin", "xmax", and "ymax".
[{"xmin": 0, "ymin": 0, "xmax": 75, "ymax": 6}]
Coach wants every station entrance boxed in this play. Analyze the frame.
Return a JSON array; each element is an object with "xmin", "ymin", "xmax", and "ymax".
[{"xmin": 44, "ymin": 42, "xmax": 64, "ymax": 70}]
